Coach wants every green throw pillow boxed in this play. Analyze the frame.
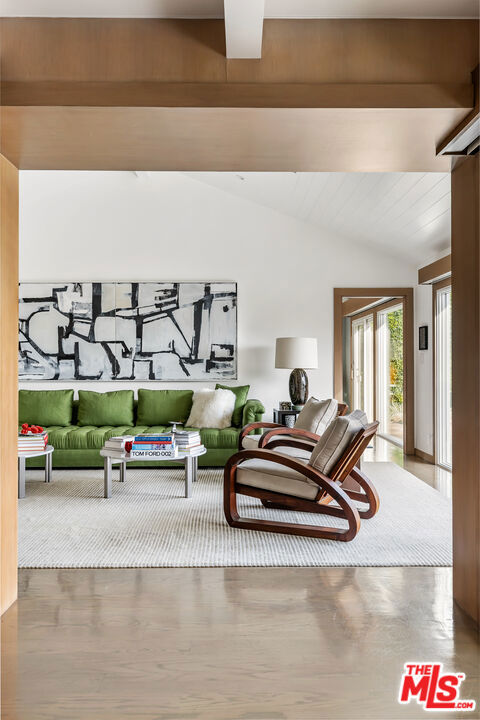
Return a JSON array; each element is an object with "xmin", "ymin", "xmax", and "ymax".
[
  {"xmin": 19, "ymin": 389, "xmax": 74, "ymax": 427},
  {"xmin": 215, "ymin": 383, "xmax": 250, "ymax": 426},
  {"xmin": 77, "ymin": 390, "xmax": 134, "ymax": 427},
  {"xmin": 137, "ymin": 389, "xmax": 193, "ymax": 426}
]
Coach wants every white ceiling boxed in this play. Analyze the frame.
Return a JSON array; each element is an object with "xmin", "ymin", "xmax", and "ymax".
[
  {"xmin": 3, "ymin": 0, "xmax": 478, "ymax": 17},
  {"xmin": 185, "ymin": 172, "xmax": 451, "ymax": 264}
]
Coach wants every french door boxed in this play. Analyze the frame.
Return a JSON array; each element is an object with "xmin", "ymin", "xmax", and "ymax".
[
  {"xmin": 376, "ymin": 303, "xmax": 404, "ymax": 445},
  {"xmin": 435, "ymin": 283, "xmax": 452, "ymax": 469},
  {"xmin": 351, "ymin": 314, "xmax": 374, "ymax": 421}
]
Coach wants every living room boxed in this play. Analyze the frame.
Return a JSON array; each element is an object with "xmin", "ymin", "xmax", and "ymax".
[{"xmin": 1, "ymin": 4, "xmax": 479, "ymax": 719}]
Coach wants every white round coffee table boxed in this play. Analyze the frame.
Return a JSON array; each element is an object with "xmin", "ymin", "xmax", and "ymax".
[
  {"xmin": 99, "ymin": 447, "xmax": 207, "ymax": 499},
  {"xmin": 18, "ymin": 445, "xmax": 54, "ymax": 499}
]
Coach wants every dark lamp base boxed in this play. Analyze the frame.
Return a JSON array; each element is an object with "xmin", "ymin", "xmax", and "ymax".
[{"xmin": 289, "ymin": 368, "xmax": 308, "ymax": 410}]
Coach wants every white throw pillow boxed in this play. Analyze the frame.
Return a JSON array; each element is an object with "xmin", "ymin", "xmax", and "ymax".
[{"xmin": 186, "ymin": 389, "xmax": 236, "ymax": 429}]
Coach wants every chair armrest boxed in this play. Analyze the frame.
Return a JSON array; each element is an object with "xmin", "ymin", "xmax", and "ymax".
[
  {"xmin": 242, "ymin": 399, "xmax": 266, "ymax": 428},
  {"xmin": 225, "ymin": 448, "xmax": 356, "ymax": 506},
  {"xmin": 264, "ymin": 437, "xmax": 317, "ymax": 453},
  {"xmin": 238, "ymin": 422, "xmax": 282, "ymax": 450},
  {"xmin": 258, "ymin": 426, "xmax": 321, "ymax": 448}
]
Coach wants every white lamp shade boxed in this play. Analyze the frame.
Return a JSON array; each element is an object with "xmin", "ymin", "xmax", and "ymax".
[{"xmin": 275, "ymin": 337, "xmax": 318, "ymax": 369}]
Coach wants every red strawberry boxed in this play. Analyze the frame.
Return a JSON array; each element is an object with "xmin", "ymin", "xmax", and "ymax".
[{"xmin": 21, "ymin": 423, "xmax": 28, "ymax": 429}]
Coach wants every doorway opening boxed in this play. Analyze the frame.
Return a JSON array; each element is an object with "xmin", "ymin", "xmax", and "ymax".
[{"xmin": 334, "ymin": 288, "xmax": 414, "ymax": 455}]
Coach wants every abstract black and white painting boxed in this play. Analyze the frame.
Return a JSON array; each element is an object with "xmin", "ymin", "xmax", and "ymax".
[{"xmin": 19, "ymin": 282, "xmax": 237, "ymax": 380}]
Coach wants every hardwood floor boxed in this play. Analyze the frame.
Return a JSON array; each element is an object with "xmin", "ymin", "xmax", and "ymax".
[
  {"xmin": 2, "ymin": 567, "xmax": 479, "ymax": 720},
  {"xmin": 2, "ymin": 443, "xmax": 476, "ymax": 720},
  {"xmin": 365, "ymin": 435, "xmax": 453, "ymax": 498}
]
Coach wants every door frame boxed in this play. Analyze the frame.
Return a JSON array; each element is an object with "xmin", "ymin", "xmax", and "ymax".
[{"xmin": 334, "ymin": 287, "xmax": 415, "ymax": 455}]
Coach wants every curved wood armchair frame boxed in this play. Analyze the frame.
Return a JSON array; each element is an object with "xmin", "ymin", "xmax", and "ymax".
[
  {"xmin": 225, "ymin": 422, "xmax": 379, "ymax": 542},
  {"xmin": 238, "ymin": 402, "xmax": 348, "ymax": 451}
]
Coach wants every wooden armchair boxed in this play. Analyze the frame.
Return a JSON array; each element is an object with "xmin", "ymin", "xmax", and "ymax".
[
  {"xmin": 225, "ymin": 421, "xmax": 379, "ymax": 542},
  {"xmin": 238, "ymin": 402, "xmax": 348, "ymax": 452}
]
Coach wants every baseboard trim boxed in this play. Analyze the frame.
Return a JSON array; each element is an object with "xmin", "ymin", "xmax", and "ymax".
[{"xmin": 414, "ymin": 448, "xmax": 435, "ymax": 464}]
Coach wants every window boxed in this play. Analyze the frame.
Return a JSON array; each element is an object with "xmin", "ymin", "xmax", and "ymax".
[{"xmin": 435, "ymin": 284, "xmax": 452, "ymax": 469}]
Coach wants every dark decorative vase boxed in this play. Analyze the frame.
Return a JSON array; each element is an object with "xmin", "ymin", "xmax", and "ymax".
[{"xmin": 289, "ymin": 368, "xmax": 308, "ymax": 410}]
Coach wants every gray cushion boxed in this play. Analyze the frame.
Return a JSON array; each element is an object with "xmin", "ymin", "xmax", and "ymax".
[
  {"xmin": 294, "ymin": 397, "xmax": 338, "ymax": 435},
  {"xmin": 308, "ymin": 410, "xmax": 368, "ymax": 476},
  {"xmin": 237, "ymin": 458, "xmax": 319, "ymax": 500}
]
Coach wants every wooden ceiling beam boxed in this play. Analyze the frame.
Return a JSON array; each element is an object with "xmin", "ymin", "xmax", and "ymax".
[
  {"xmin": 2, "ymin": 81, "xmax": 472, "ymax": 109},
  {"xmin": 1, "ymin": 19, "xmax": 477, "ymax": 85},
  {"xmin": 0, "ymin": 18, "xmax": 477, "ymax": 171}
]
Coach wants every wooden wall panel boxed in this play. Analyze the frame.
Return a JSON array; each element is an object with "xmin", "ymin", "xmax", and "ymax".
[
  {"xmin": 451, "ymin": 155, "xmax": 480, "ymax": 625},
  {"xmin": 0, "ymin": 19, "xmax": 477, "ymax": 84},
  {"xmin": 0, "ymin": 155, "xmax": 19, "ymax": 615}
]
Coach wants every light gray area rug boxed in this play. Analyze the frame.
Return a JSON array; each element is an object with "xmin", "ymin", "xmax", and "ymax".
[{"xmin": 18, "ymin": 462, "xmax": 452, "ymax": 568}]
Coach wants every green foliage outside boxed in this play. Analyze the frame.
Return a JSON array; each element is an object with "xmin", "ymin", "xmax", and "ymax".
[{"xmin": 388, "ymin": 309, "xmax": 403, "ymax": 420}]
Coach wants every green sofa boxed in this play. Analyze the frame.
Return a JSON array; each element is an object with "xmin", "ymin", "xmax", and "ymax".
[{"xmin": 19, "ymin": 388, "xmax": 265, "ymax": 469}]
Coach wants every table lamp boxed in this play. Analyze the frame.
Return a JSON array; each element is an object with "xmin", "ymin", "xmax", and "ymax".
[{"xmin": 275, "ymin": 337, "xmax": 318, "ymax": 410}]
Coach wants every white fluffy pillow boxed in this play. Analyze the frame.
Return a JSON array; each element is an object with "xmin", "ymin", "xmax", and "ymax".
[{"xmin": 186, "ymin": 389, "xmax": 236, "ymax": 429}]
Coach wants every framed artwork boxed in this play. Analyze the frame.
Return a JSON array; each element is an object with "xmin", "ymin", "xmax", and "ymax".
[{"xmin": 18, "ymin": 282, "xmax": 237, "ymax": 381}]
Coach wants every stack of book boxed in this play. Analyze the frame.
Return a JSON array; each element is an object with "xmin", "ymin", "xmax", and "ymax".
[
  {"xmin": 18, "ymin": 431, "xmax": 48, "ymax": 454},
  {"xmin": 103, "ymin": 436, "xmax": 135, "ymax": 458},
  {"xmin": 130, "ymin": 434, "xmax": 178, "ymax": 459},
  {"xmin": 174, "ymin": 430, "xmax": 204, "ymax": 456}
]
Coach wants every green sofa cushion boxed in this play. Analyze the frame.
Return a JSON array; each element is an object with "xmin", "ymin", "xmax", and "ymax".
[
  {"xmin": 215, "ymin": 383, "xmax": 250, "ymax": 426},
  {"xmin": 199, "ymin": 427, "xmax": 241, "ymax": 449},
  {"xmin": 19, "ymin": 389, "xmax": 74, "ymax": 427},
  {"xmin": 45, "ymin": 425, "xmax": 161, "ymax": 450},
  {"xmin": 137, "ymin": 389, "xmax": 193, "ymax": 426},
  {"xmin": 44, "ymin": 424, "xmax": 241, "ymax": 451},
  {"xmin": 77, "ymin": 390, "xmax": 134, "ymax": 427}
]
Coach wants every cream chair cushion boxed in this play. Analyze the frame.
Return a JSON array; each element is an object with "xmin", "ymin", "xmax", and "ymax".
[
  {"xmin": 309, "ymin": 410, "xmax": 368, "ymax": 476},
  {"xmin": 237, "ymin": 458, "xmax": 319, "ymax": 500},
  {"xmin": 294, "ymin": 397, "xmax": 338, "ymax": 435},
  {"xmin": 242, "ymin": 434, "xmax": 263, "ymax": 450}
]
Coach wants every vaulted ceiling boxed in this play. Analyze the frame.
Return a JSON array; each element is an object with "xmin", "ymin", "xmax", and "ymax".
[{"xmin": 185, "ymin": 172, "xmax": 451, "ymax": 265}]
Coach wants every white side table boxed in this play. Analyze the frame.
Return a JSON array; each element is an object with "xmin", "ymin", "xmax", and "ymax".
[
  {"xmin": 18, "ymin": 445, "xmax": 54, "ymax": 499},
  {"xmin": 100, "ymin": 447, "xmax": 207, "ymax": 499}
]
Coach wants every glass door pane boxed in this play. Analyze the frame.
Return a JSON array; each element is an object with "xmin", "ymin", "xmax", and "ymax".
[
  {"xmin": 436, "ymin": 286, "xmax": 452, "ymax": 469},
  {"xmin": 352, "ymin": 314, "xmax": 374, "ymax": 421},
  {"xmin": 376, "ymin": 303, "xmax": 404, "ymax": 445}
]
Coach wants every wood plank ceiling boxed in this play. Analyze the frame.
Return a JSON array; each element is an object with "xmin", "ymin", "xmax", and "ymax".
[{"xmin": 185, "ymin": 172, "xmax": 451, "ymax": 263}]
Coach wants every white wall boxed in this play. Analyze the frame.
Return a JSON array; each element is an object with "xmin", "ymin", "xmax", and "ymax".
[{"xmin": 19, "ymin": 171, "xmax": 417, "ymax": 421}]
